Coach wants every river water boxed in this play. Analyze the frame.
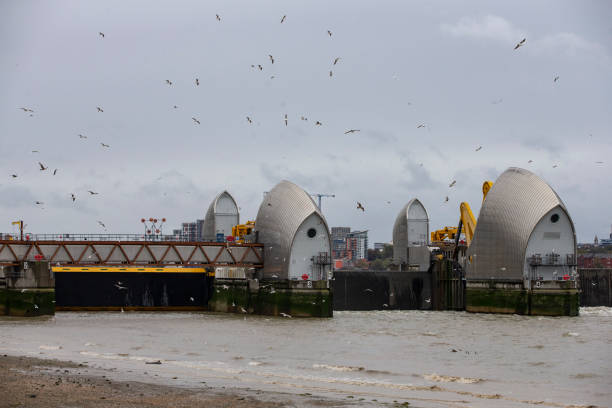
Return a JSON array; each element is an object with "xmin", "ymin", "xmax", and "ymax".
[{"xmin": 1, "ymin": 308, "xmax": 611, "ymax": 407}]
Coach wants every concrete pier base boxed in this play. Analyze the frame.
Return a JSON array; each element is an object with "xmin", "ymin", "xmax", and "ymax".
[
  {"xmin": 466, "ymin": 280, "xmax": 579, "ymax": 316},
  {"xmin": 1, "ymin": 289, "xmax": 55, "ymax": 316},
  {"xmin": 209, "ymin": 278, "xmax": 332, "ymax": 317}
]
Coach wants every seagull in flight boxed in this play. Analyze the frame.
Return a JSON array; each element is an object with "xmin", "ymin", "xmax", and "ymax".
[
  {"xmin": 315, "ymin": 121, "xmax": 322, "ymax": 126},
  {"xmin": 552, "ymin": 164, "xmax": 558, "ymax": 168},
  {"xmin": 417, "ymin": 124, "xmax": 426, "ymax": 129},
  {"xmin": 38, "ymin": 162, "xmax": 47, "ymax": 171},
  {"xmin": 114, "ymin": 282, "xmax": 127, "ymax": 290},
  {"xmin": 79, "ymin": 134, "xmax": 87, "ymax": 139},
  {"xmin": 269, "ymin": 54, "xmax": 274, "ymax": 64},
  {"xmin": 444, "ymin": 196, "xmax": 449, "ymax": 203},
  {"xmin": 96, "ymin": 106, "xmax": 104, "ymax": 112},
  {"xmin": 528, "ymin": 160, "xmax": 533, "ymax": 163},
  {"xmin": 284, "ymin": 114, "xmax": 288, "ymax": 126},
  {"xmin": 99, "ymin": 32, "xmax": 105, "ymax": 38},
  {"xmin": 449, "ymin": 180, "xmax": 456, "ymax": 188},
  {"xmin": 53, "ymin": 169, "xmax": 58, "ymax": 176},
  {"xmin": 475, "ymin": 146, "xmax": 482, "ymax": 151},
  {"xmin": 35, "ymin": 201, "xmax": 44, "ymax": 205},
  {"xmin": 514, "ymin": 38, "xmax": 526, "ymax": 50},
  {"xmin": 356, "ymin": 202, "xmax": 365, "ymax": 212},
  {"xmin": 554, "ymin": 76, "xmax": 559, "ymax": 82},
  {"xmin": 280, "ymin": 15, "xmax": 286, "ymax": 23},
  {"xmin": 71, "ymin": 193, "xmax": 76, "ymax": 202},
  {"xmin": 195, "ymin": 78, "xmax": 199, "ymax": 86},
  {"xmin": 216, "ymin": 14, "xmax": 221, "ymax": 21},
  {"xmin": 11, "ymin": 174, "xmax": 18, "ymax": 178},
  {"xmin": 333, "ymin": 57, "xmax": 340, "ymax": 65},
  {"xmin": 258, "ymin": 64, "xmax": 263, "ymax": 71},
  {"xmin": 165, "ymin": 79, "xmax": 173, "ymax": 86},
  {"xmin": 246, "ymin": 116, "xmax": 252, "ymax": 124},
  {"xmin": 192, "ymin": 117, "xmax": 200, "ymax": 125},
  {"xmin": 329, "ymin": 70, "xmax": 333, "ymax": 77},
  {"xmin": 18, "ymin": 107, "xmax": 34, "ymax": 113},
  {"xmin": 280, "ymin": 312, "xmax": 291, "ymax": 318},
  {"xmin": 344, "ymin": 129, "xmax": 360, "ymax": 134},
  {"xmin": 98, "ymin": 220, "xmax": 106, "ymax": 229},
  {"xmin": 327, "ymin": 30, "xmax": 332, "ymax": 37},
  {"xmin": 87, "ymin": 190, "xmax": 99, "ymax": 195},
  {"xmin": 101, "ymin": 143, "xmax": 110, "ymax": 148}
]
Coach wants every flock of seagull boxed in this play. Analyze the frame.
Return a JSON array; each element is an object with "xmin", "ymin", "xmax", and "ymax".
[{"xmin": 9, "ymin": 13, "xmax": 601, "ymax": 233}]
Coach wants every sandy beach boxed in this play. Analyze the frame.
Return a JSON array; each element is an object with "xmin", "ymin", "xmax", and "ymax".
[{"xmin": 0, "ymin": 355, "xmax": 355, "ymax": 408}]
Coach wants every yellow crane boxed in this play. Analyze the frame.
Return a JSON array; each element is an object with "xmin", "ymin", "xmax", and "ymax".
[
  {"xmin": 232, "ymin": 221, "xmax": 255, "ymax": 243},
  {"xmin": 431, "ymin": 181, "xmax": 493, "ymax": 244},
  {"xmin": 11, "ymin": 220, "xmax": 24, "ymax": 240},
  {"xmin": 451, "ymin": 180, "xmax": 493, "ymax": 260},
  {"xmin": 431, "ymin": 226, "xmax": 458, "ymax": 242}
]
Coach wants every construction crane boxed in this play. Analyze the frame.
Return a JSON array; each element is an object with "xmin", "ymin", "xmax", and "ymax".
[
  {"xmin": 11, "ymin": 220, "xmax": 24, "ymax": 240},
  {"xmin": 452, "ymin": 180, "xmax": 494, "ymax": 261},
  {"xmin": 309, "ymin": 193, "xmax": 335, "ymax": 212},
  {"xmin": 431, "ymin": 226, "xmax": 458, "ymax": 242},
  {"xmin": 232, "ymin": 221, "xmax": 255, "ymax": 243}
]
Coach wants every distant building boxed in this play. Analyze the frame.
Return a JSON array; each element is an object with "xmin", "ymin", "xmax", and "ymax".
[
  {"xmin": 578, "ymin": 253, "xmax": 612, "ymax": 268},
  {"xmin": 331, "ymin": 227, "xmax": 350, "ymax": 257},
  {"xmin": 594, "ymin": 235, "xmax": 599, "ymax": 246},
  {"xmin": 347, "ymin": 230, "xmax": 368, "ymax": 260},
  {"xmin": 374, "ymin": 242, "xmax": 386, "ymax": 251},
  {"xmin": 330, "ymin": 227, "xmax": 368, "ymax": 264},
  {"xmin": 182, "ymin": 222, "xmax": 198, "ymax": 241}
]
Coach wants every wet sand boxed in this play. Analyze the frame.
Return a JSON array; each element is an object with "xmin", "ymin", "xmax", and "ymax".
[{"xmin": 0, "ymin": 355, "xmax": 355, "ymax": 408}]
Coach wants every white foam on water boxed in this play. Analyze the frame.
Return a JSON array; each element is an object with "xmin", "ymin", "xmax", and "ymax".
[
  {"xmin": 563, "ymin": 332, "xmax": 580, "ymax": 337},
  {"xmin": 424, "ymin": 373, "xmax": 484, "ymax": 384},
  {"xmin": 38, "ymin": 345, "xmax": 62, "ymax": 350},
  {"xmin": 312, "ymin": 363, "xmax": 364, "ymax": 372},
  {"xmin": 580, "ymin": 307, "xmax": 612, "ymax": 317},
  {"xmin": 248, "ymin": 361, "xmax": 264, "ymax": 366}
]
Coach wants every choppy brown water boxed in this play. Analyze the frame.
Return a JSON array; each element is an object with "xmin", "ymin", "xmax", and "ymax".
[{"xmin": 1, "ymin": 308, "xmax": 611, "ymax": 407}]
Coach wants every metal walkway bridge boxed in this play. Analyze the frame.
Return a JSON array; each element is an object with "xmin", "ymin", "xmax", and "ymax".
[{"xmin": 0, "ymin": 235, "xmax": 263, "ymax": 268}]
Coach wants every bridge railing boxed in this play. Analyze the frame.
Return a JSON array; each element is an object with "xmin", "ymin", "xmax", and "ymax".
[{"xmin": 0, "ymin": 233, "xmax": 227, "ymax": 242}]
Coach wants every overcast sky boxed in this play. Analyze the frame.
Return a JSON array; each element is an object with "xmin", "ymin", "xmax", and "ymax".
[{"xmin": 1, "ymin": 0, "xmax": 611, "ymax": 244}]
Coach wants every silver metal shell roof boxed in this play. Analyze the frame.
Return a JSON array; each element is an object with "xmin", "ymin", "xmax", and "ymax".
[
  {"xmin": 202, "ymin": 191, "xmax": 239, "ymax": 241},
  {"xmin": 254, "ymin": 180, "xmax": 331, "ymax": 278},
  {"xmin": 466, "ymin": 167, "xmax": 575, "ymax": 280},
  {"xmin": 392, "ymin": 199, "xmax": 428, "ymax": 262}
]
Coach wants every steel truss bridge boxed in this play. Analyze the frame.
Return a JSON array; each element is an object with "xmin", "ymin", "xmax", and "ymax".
[{"xmin": 0, "ymin": 239, "xmax": 263, "ymax": 268}]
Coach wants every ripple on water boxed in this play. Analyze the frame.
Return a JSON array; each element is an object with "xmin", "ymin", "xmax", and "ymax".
[{"xmin": 424, "ymin": 373, "xmax": 484, "ymax": 384}]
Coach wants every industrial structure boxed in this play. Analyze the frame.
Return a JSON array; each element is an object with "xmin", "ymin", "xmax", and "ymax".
[
  {"xmin": 0, "ymin": 183, "xmax": 333, "ymax": 317},
  {"xmin": 202, "ymin": 191, "xmax": 240, "ymax": 241},
  {"xmin": 1, "ymin": 169, "xmax": 582, "ymax": 317},
  {"xmin": 465, "ymin": 167, "xmax": 579, "ymax": 315},
  {"xmin": 392, "ymin": 198, "xmax": 430, "ymax": 271},
  {"xmin": 254, "ymin": 180, "xmax": 332, "ymax": 281},
  {"xmin": 208, "ymin": 180, "xmax": 333, "ymax": 317}
]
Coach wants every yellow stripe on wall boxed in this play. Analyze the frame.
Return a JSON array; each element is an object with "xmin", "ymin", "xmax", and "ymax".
[{"xmin": 52, "ymin": 267, "xmax": 207, "ymax": 273}]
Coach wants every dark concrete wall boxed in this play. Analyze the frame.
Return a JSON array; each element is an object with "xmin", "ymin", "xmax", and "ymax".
[
  {"xmin": 1, "ymin": 289, "xmax": 55, "ymax": 316},
  {"xmin": 332, "ymin": 270, "xmax": 432, "ymax": 310},
  {"xmin": 209, "ymin": 278, "xmax": 332, "ymax": 317},
  {"xmin": 579, "ymin": 268, "xmax": 612, "ymax": 306}
]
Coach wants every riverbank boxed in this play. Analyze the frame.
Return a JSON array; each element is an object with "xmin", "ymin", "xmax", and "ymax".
[{"xmin": 0, "ymin": 355, "xmax": 354, "ymax": 408}]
